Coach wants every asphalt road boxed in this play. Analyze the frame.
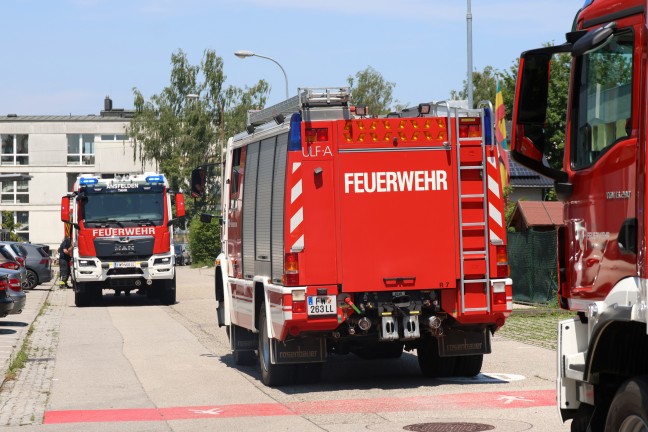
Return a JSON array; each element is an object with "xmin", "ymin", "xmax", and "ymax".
[{"xmin": 0, "ymin": 266, "xmax": 571, "ymax": 431}]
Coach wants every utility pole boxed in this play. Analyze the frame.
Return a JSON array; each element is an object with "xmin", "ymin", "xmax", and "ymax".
[{"xmin": 467, "ymin": 0, "xmax": 474, "ymax": 108}]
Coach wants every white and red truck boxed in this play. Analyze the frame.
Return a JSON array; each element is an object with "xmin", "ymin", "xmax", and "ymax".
[
  {"xmin": 511, "ymin": 0, "xmax": 648, "ymax": 429},
  {"xmin": 61, "ymin": 173, "xmax": 185, "ymax": 307},
  {"xmin": 193, "ymin": 88, "xmax": 512, "ymax": 386}
]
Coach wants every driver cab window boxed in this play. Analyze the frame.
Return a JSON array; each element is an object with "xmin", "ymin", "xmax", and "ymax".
[{"xmin": 572, "ymin": 30, "xmax": 633, "ymax": 170}]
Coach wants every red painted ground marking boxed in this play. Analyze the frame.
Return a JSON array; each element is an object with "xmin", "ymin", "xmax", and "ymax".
[{"xmin": 43, "ymin": 389, "xmax": 555, "ymax": 425}]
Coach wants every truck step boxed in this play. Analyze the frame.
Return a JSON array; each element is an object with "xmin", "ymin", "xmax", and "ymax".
[{"xmin": 461, "ymin": 194, "xmax": 485, "ymax": 199}]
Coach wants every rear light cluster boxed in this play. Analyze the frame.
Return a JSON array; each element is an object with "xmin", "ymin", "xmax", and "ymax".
[
  {"xmin": 495, "ymin": 244, "xmax": 509, "ymax": 278},
  {"xmin": 283, "ymin": 253, "xmax": 299, "ymax": 286},
  {"xmin": 8, "ymin": 278, "xmax": 21, "ymax": 291},
  {"xmin": 305, "ymin": 127, "xmax": 329, "ymax": 143},
  {"xmin": 292, "ymin": 289, "xmax": 306, "ymax": 314},
  {"xmin": 493, "ymin": 281, "xmax": 507, "ymax": 305},
  {"xmin": 0, "ymin": 262, "xmax": 20, "ymax": 271},
  {"xmin": 0, "ymin": 277, "xmax": 7, "ymax": 291},
  {"xmin": 16, "ymin": 257, "xmax": 25, "ymax": 267},
  {"xmin": 459, "ymin": 117, "xmax": 481, "ymax": 138}
]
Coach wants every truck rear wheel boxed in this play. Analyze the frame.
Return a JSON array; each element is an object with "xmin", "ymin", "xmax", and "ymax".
[
  {"xmin": 454, "ymin": 354, "xmax": 483, "ymax": 377},
  {"xmin": 160, "ymin": 277, "xmax": 176, "ymax": 305},
  {"xmin": 605, "ymin": 376, "xmax": 648, "ymax": 431},
  {"xmin": 258, "ymin": 304, "xmax": 291, "ymax": 386},
  {"xmin": 417, "ymin": 337, "xmax": 456, "ymax": 378},
  {"xmin": 74, "ymin": 282, "xmax": 93, "ymax": 307}
]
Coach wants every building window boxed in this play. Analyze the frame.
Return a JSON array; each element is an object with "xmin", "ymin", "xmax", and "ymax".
[
  {"xmin": 100, "ymin": 134, "xmax": 128, "ymax": 141},
  {"xmin": 1, "ymin": 178, "xmax": 28, "ymax": 203},
  {"xmin": 1, "ymin": 134, "xmax": 28, "ymax": 165},
  {"xmin": 1, "ymin": 211, "xmax": 29, "ymax": 241},
  {"xmin": 67, "ymin": 134, "xmax": 95, "ymax": 165}
]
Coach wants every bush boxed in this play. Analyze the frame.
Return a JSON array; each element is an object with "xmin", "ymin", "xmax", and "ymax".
[{"xmin": 187, "ymin": 215, "xmax": 221, "ymax": 267}]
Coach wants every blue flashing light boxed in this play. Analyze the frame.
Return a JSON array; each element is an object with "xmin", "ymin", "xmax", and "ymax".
[
  {"xmin": 483, "ymin": 108, "xmax": 493, "ymax": 146},
  {"xmin": 79, "ymin": 177, "xmax": 98, "ymax": 186},
  {"xmin": 288, "ymin": 113, "xmax": 302, "ymax": 151},
  {"xmin": 146, "ymin": 175, "xmax": 165, "ymax": 184},
  {"xmin": 582, "ymin": 0, "xmax": 594, "ymax": 7}
]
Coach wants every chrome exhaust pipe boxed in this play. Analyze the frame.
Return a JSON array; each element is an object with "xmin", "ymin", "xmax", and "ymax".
[
  {"xmin": 358, "ymin": 317, "xmax": 371, "ymax": 331},
  {"xmin": 428, "ymin": 316, "xmax": 445, "ymax": 336}
]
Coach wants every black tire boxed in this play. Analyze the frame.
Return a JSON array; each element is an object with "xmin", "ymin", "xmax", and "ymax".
[
  {"xmin": 74, "ymin": 282, "xmax": 90, "ymax": 307},
  {"xmin": 258, "ymin": 304, "xmax": 291, "ymax": 386},
  {"xmin": 454, "ymin": 354, "xmax": 483, "ymax": 377},
  {"xmin": 25, "ymin": 269, "xmax": 38, "ymax": 290},
  {"xmin": 160, "ymin": 277, "xmax": 176, "ymax": 305},
  {"xmin": 417, "ymin": 337, "xmax": 456, "ymax": 378},
  {"xmin": 605, "ymin": 376, "xmax": 648, "ymax": 432}
]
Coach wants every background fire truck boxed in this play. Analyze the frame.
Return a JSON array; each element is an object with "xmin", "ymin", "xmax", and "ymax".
[
  {"xmin": 510, "ymin": 0, "xmax": 648, "ymax": 429},
  {"xmin": 193, "ymin": 87, "xmax": 512, "ymax": 386},
  {"xmin": 61, "ymin": 173, "xmax": 185, "ymax": 307}
]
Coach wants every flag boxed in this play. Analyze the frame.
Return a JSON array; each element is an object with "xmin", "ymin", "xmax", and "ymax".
[{"xmin": 495, "ymin": 80, "xmax": 510, "ymax": 187}]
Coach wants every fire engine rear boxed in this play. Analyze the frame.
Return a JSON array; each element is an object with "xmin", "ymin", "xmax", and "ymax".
[
  {"xmin": 193, "ymin": 88, "xmax": 512, "ymax": 386},
  {"xmin": 61, "ymin": 173, "xmax": 185, "ymax": 307}
]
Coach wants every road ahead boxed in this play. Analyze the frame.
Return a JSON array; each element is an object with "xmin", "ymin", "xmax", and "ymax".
[{"xmin": 0, "ymin": 266, "xmax": 570, "ymax": 431}]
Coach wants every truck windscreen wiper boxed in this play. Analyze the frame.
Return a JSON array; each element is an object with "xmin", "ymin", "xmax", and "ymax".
[{"xmin": 86, "ymin": 219, "xmax": 124, "ymax": 227}]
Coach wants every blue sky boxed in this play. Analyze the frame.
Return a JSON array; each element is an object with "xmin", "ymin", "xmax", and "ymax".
[{"xmin": 3, "ymin": 0, "xmax": 584, "ymax": 116}]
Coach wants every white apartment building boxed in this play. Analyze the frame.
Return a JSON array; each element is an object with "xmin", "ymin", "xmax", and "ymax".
[{"xmin": 0, "ymin": 99, "xmax": 155, "ymax": 251}]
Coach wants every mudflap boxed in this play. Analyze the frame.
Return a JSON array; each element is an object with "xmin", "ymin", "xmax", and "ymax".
[
  {"xmin": 230, "ymin": 324, "xmax": 258, "ymax": 352},
  {"xmin": 438, "ymin": 328, "xmax": 491, "ymax": 357},
  {"xmin": 270, "ymin": 336, "xmax": 326, "ymax": 365}
]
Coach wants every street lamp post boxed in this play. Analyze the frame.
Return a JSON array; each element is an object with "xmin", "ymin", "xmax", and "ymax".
[{"xmin": 234, "ymin": 50, "xmax": 290, "ymax": 100}]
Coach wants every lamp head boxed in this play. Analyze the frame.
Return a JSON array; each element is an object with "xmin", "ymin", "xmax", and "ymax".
[{"xmin": 235, "ymin": 50, "xmax": 255, "ymax": 59}]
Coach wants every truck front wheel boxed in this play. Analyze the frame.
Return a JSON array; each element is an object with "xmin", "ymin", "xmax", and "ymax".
[
  {"xmin": 258, "ymin": 304, "xmax": 291, "ymax": 386},
  {"xmin": 605, "ymin": 376, "xmax": 648, "ymax": 431},
  {"xmin": 160, "ymin": 277, "xmax": 176, "ymax": 305}
]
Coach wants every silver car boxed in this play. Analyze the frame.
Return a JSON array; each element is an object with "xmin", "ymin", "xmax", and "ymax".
[
  {"xmin": 2, "ymin": 242, "xmax": 52, "ymax": 289},
  {"xmin": 0, "ymin": 266, "xmax": 26, "ymax": 314},
  {"xmin": 0, "ymin": 244, "xmax": 26, "ymax": 289}
]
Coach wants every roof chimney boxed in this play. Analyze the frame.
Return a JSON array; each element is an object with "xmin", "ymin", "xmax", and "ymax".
[{"xmin": 104, "ymin": 96, "xmax": 113, "ymax": 112}]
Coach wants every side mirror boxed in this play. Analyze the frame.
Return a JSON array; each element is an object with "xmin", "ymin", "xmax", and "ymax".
[
  {"xmin": 191, "ymin": 167, "xmax": 206, "ymax": 198},
  {"xmin": 61, "ymin": 196, "xmax": 70, "ymax": 223},
  {"xmin": 572, "ymin": 22, "xmax": 616, "ymax": 57},
  {"xmin": 175, "ymin": 193, "xmax": 186, "ymax": 218}
]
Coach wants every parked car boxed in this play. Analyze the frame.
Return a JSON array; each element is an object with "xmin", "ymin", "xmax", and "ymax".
[
  {"xmin": 0, "ymin": 269, "xmax": 26, "ymax": 314},
  {"xmin": 0, "ymin": 244, "xmax": 26, "ymax": 289},
  {"xmin": 0, "ymin": 275, "xmax": 14, "ymax": 318},
  {"xmin": 2, "ymin": 242, "xmax": 52, "ymax": 289},
  {"xmin": 174, "ymin": 244, "xmax": 191, "ymax": 266}
]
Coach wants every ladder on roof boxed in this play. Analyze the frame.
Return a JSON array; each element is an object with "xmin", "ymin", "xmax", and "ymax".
[
  {"xmin": 453, "ymin": 101, "xmax": 495, "ymax": 315},
  {"xmin": 247, "ymin": 87, "xmax": 350, "ymax": 127}
]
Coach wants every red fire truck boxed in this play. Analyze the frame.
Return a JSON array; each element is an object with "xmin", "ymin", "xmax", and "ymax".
[
  {"xmin": 193, "ymin": 88, "xmax": 512, "ymax": 386},
  {"xmin": 61, "ymin": 173, "xmax": 185, "ymax": 307},
  {"xmin": 511, "ymin": 0, "xmax": 648, "ymax": 429}
]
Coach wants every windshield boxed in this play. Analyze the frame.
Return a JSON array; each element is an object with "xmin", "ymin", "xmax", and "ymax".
[
  {"xmin": 572, "ymin": 30, "xmax": 634, "ymax": 170},
  {"xmin": 82, "ymin": 190, "xmax": 165, "ymax": 225}
]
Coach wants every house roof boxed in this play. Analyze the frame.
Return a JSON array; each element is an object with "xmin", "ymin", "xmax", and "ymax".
[
  {"xmin": 508, "ymin": 154, "xmax": 554, "ymax": 188},
  {"xmin": 511, "ymin": 201, "xmax": 564, "ymax": 228}
]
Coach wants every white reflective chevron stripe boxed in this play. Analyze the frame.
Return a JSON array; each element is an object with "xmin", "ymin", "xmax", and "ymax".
[
  {"xmin": 489, "ymin": 203, "xmax": 503, "ymax": 228},
  {"xmin": 290, "ymin": 208, "xmax": 303, "ymax": 233},
  {"xmin": 488, "ymin": 175, "xmax": 500, "ymax": 199},
  {"xmin": 292, "ymin": 162, "xmax": 301, "ymax": 173},
  {"xmin": 291, "ymin": 179, "xmax": 302, "ymax": 204}
]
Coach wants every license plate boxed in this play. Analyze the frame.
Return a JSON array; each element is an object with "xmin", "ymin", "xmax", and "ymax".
[
  {"xmin": 110, "ymin": 261, "xmax": 140, "ymax": 268},
  {"xmin": 307, "ymin": 295, "xmax": 336, "ymax": 316}
]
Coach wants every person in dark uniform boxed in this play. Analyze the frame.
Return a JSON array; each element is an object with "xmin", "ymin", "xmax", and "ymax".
[{"xmin": 58, "ymin": 236, "xmax": 72, "ymax": 288}]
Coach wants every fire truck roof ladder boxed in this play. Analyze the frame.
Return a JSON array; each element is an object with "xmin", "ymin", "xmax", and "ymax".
[
  {"xmin": 456, "ymin": 101, "xmax": 494, "ymax": 315},
  {"xmin": 247, "ymin": 87, "xmax": 351, "ymax": 127}
]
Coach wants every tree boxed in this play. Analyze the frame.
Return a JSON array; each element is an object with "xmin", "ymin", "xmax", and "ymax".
[
  {"xmin": 1, "ymin": 211, "xmax": 22, "ymax": 241},
  {"xmin": 187, "ymin": 215, "xmax": 220, "ymax": 266},
  {"xmin": 451, "ymin": 65, "xmax": 499, "ymax": 108},
  {"xmin": 347, "ymin": 66, "xmax": 396, "ymax": 116},
  {"xmin": 129, "ymin": 49, "xmax": 270, "ymax": 198},
  {"xmin": 130, "ymin": 49, "xmax": 270, "ymax": 264}
]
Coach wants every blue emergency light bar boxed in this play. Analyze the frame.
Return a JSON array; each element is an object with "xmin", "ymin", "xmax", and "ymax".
[
  {"xmin": 79, "ymin": 177, "xmax": 99, "ymax": 186},
  {"xmin": 146, "ymin": 175, "xmax": 165, "ymax": 184},
  {"xmin": 288, "ymin": 113, "xmax": 302, "ymax": 151}
]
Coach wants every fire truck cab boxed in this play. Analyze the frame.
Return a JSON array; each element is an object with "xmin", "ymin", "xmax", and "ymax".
[{"xmin": 511, "ymin": 0, "xmax": 648, "ymax": 429}]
